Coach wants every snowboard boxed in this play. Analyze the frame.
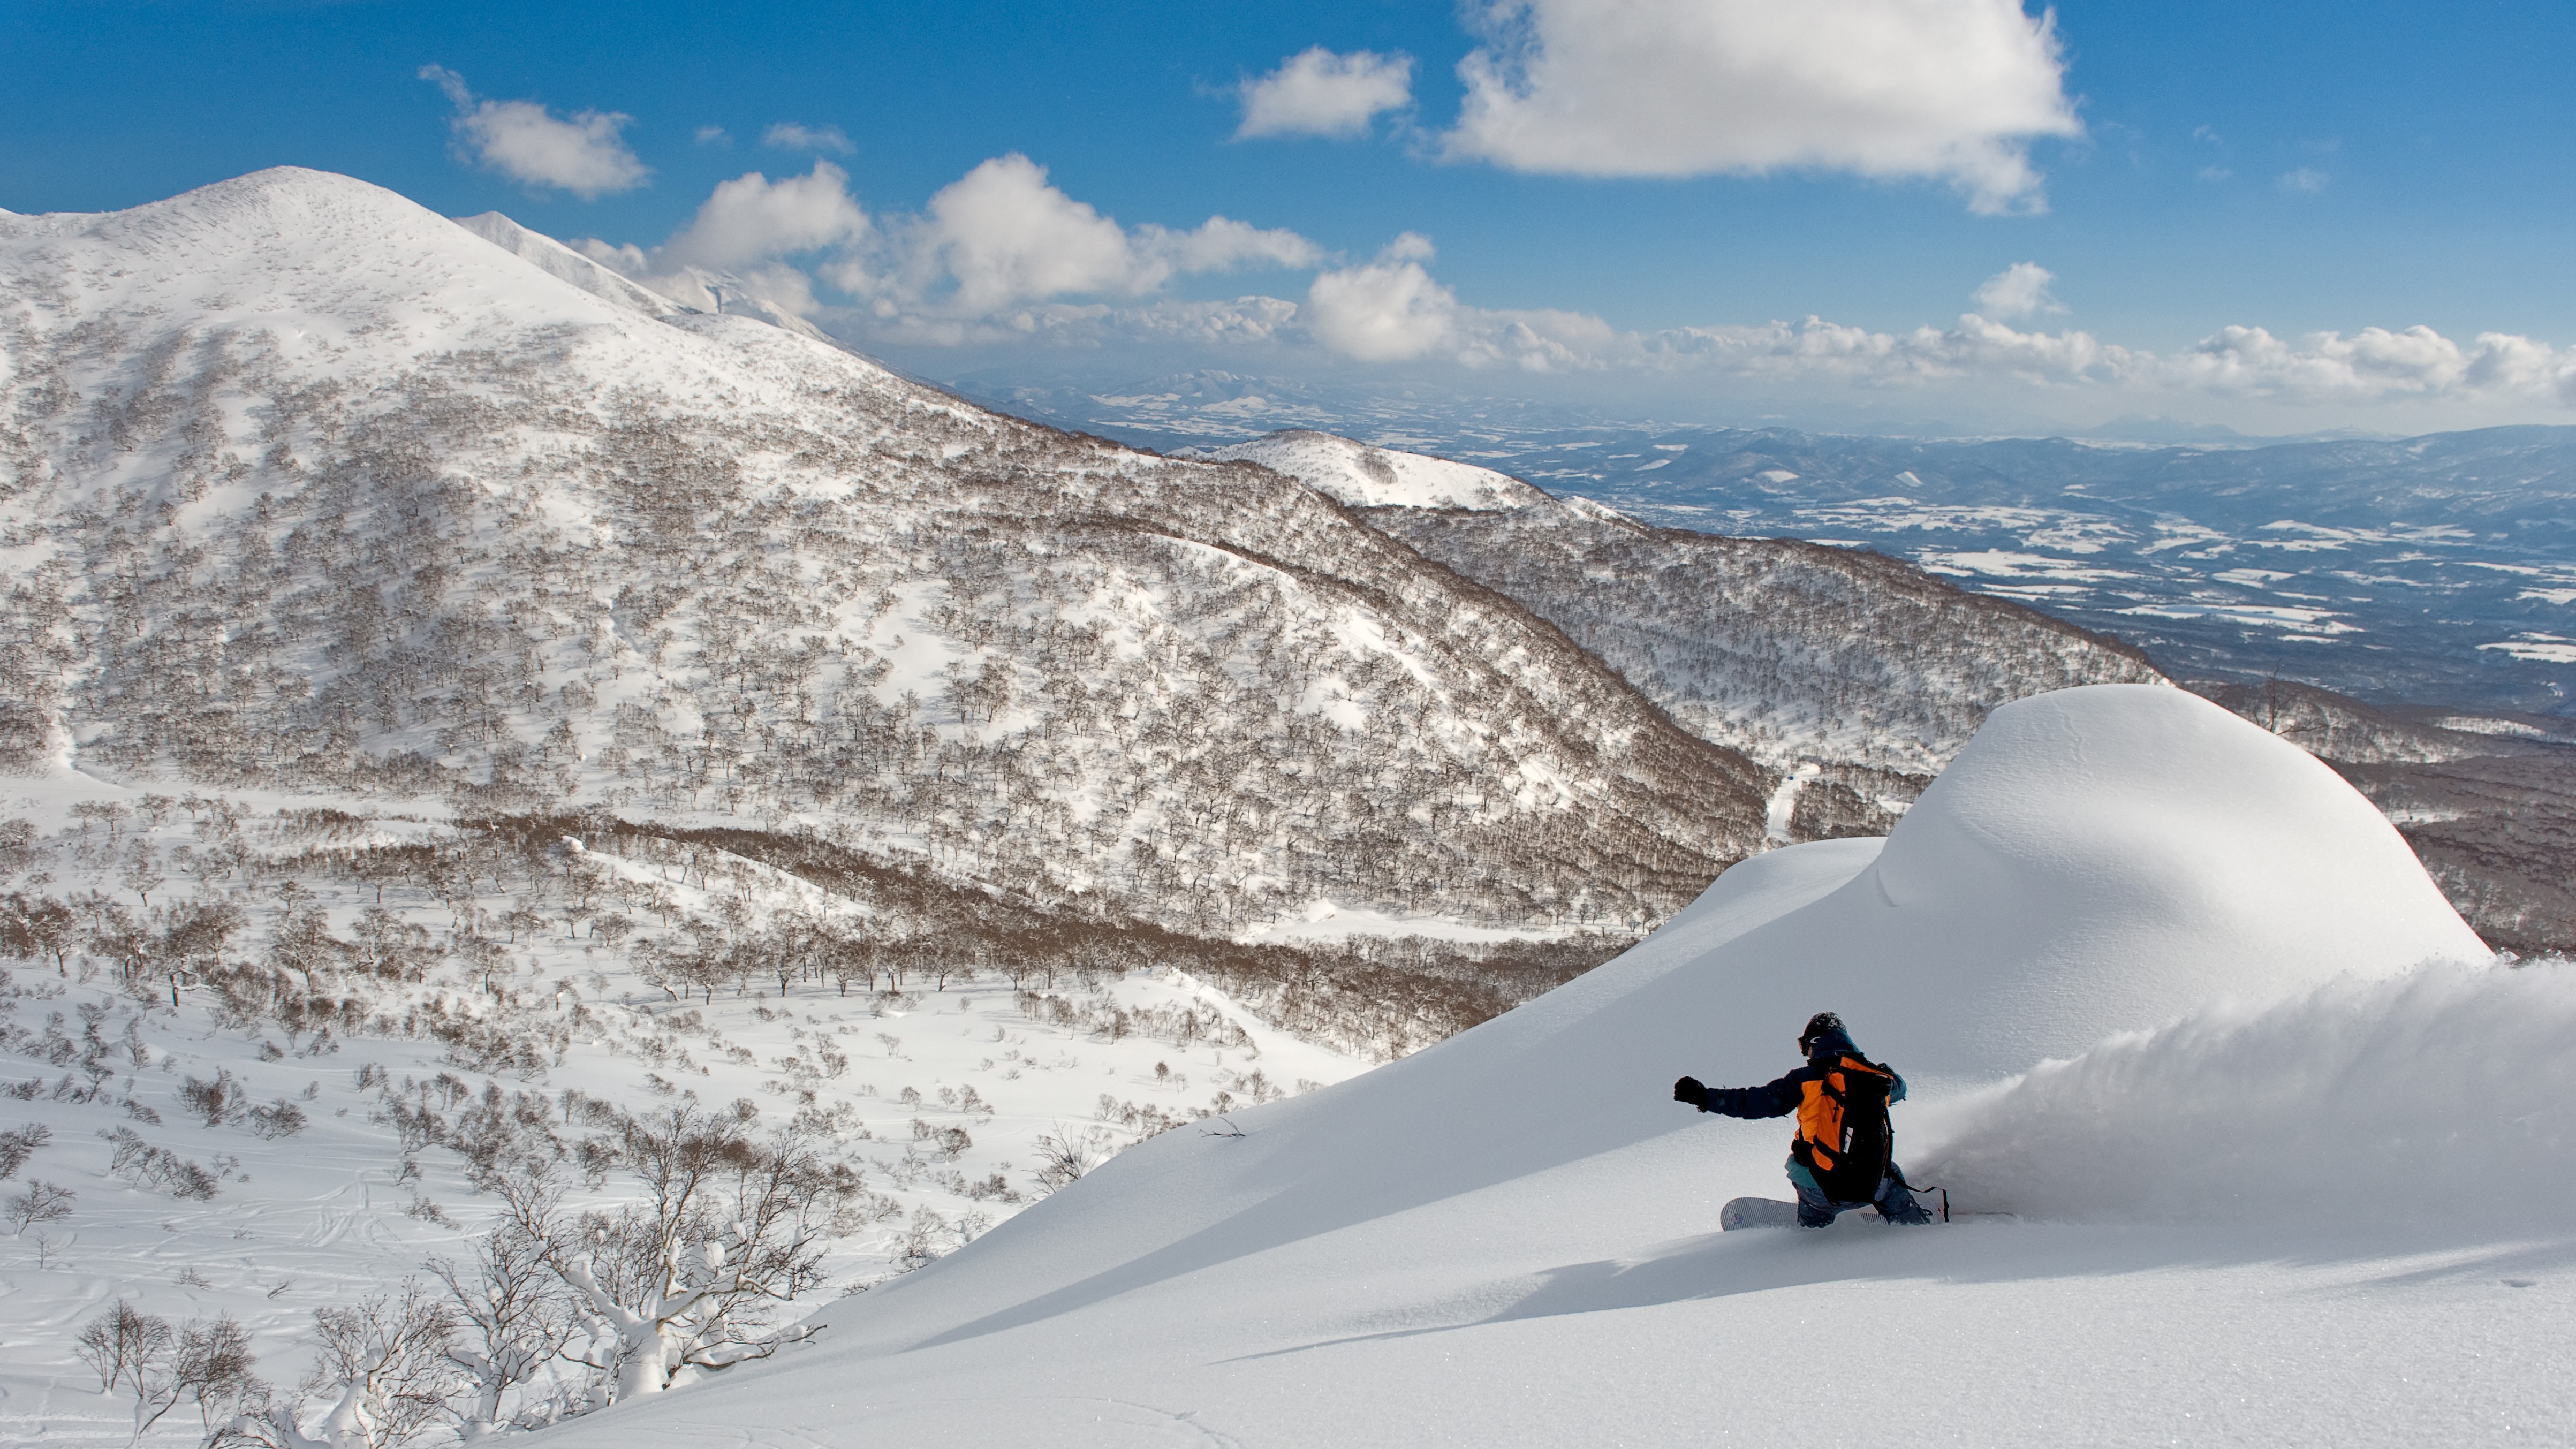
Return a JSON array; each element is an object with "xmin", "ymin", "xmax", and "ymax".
[
  {"xmin": 1719, "ymin": 1195, "xmax": 1963, "ymax": 1229},
  {"xmin": 1719, "ymin": 1196, "xmax": 1804, "ymax": 1230}
]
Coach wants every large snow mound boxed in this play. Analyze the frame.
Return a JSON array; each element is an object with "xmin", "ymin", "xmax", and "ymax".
[
  {"xmin": 1187, "ymin": 429, "xmax": 1550, "ymax": 511},
  {"xmin": 1921, "ymin": 957, "xmax": 2576, "ymax": 1224},
  {"xmin": 1686, "ymin": 681, "xmax": 2489, "ymax": 1079},
  {"xmin": 526, "ymin": 684, "xmax": 2537, "ymax": 1449}
]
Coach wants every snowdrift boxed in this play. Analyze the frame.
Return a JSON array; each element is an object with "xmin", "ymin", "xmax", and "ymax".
[
  {"xmin": 1920, "ymin": 957, "xmax": 2576, "ymax": 1223},
  {"xmin": 1689, "ymin": 681, "xmax": 2489, "ymax": 1078}
]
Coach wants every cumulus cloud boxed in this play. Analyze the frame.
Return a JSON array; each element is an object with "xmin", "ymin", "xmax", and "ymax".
[
  {"xmin": 904, "ymin": 154, "xmax": 1320, "ymax": 312},
  {"xmin": 569, "ymin": 153, "xmax": 1318, "ymax": 324},
  {"xmin": 764, "ymin": 122, "xmax": 854, "ymax": 154},
  {"xmin": 695, "ymin": 126, "xmax": 732, "ymax": 146},
  {"xmin": 569, "ymin": 163, "xmax": 869, "ymax": 320},
  {"xmin": 2278, "ymin": 167, "xmax": 2330, "ymax": 194},
  {"xmin": 1285, "ymin": 246, "xmax": 2576, "ymax": 411},
  {"xmin": 1305, "ymin": 239, "xmax": 1461, "ymax": 362},
  {"xmin": 419, "ymin": 66, "xmax": 649, "ymax": 200},
  {"xmin": 658, "ymin": 162, "xmax": 872, "ymax": 272},
  {"xmin": 1972, "ymin": 262, "xmax": 2065, "ymax": 320},
  {"xmin": 1237, "ymin": 47, "xmax": 1415, "ymax": 139},
  {"xmin": 1440, "ymin": 0, "xmax": 2081, "ymax": 214}
]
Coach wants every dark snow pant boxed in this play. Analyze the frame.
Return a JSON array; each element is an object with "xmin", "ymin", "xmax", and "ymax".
[{"xmin": 1786, "ymin": 1156, "xmax": 1934, "ymax": 1227}]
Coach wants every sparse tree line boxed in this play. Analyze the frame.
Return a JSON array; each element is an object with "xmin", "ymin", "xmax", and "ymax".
[
  {"xmin": 1, "ymin": 798, "xmax": 1631, "ymax": 1443},
  {"xmin": 52, "ymin": 1094, "xmax": 876, "ymax": 1448},
  {"xmin": 9, "ymin": 320, "xmax": 1781, "ymax": 946},
  {"xmin": 1369, "ymin": 504, "xmax": 2163, "ymax": 777}
]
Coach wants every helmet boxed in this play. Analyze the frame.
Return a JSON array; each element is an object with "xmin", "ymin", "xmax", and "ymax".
[{"xmin": 1798, "ymin": 1011, "xmax": 1845, "ymax": 1056}]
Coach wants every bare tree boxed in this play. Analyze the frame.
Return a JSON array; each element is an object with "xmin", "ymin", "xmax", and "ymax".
[
  {"xmin": 178, "ymin": 1315, "xmax": 266, "ymax": 1445},
  {"xmin": 429, "ymin": 1207, "xmax": 572, "ymax": 1442},
  {"xmin": 250, "ymin": 1281, "xmax": 457, "ymax": 1449},
  {"xmin": 544, "ymin": 1105, "xmax": 858, "ymax": 1402},
  {"xmin": 74, "ymin": 1302, "xmax": 253, "ymax": 1443},
  {"xmin": 0, "ymin": 1121, "xmax": 50, "ymax": 1179},
  {"xmin": 6, "ymin": 1179, "xmax": 74, "ymax": 1234}
]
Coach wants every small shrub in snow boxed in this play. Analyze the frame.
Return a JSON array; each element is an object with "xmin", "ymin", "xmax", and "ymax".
[
  {"xmin": 74, "ymin": 1303, "xmax": 263, "ymax": 1445},
  {"xmin": 6, "ymin": 1178, "xmax": 74, "ymax": 1233},
  {"xmin": 101, "ymin": 1124, "xmax": 222, "ymax": 1198},
  {"xmin": 247, "ymin": 1099, "xmax": 309, "ymax": 1139},
  {"xmin": 0, "ymin": 1120, "xmax": 50, "ymax": 1177},
  {"xmin": 181, "ymin": 1067, "xmax": 247, "ymax": 1126},
  {"xmin": 908, "ymin": 1119, "xmax": 971, "ymax": 1159},
  {"xmin": 1029, "ymin": 1125, "xmax": 1113, "ymax": 1194}
]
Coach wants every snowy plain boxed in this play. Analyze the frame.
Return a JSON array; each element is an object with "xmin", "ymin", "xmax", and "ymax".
[{"xmin": 505, "ymin": 685, "xmax": 2566, "ymax": 1448}]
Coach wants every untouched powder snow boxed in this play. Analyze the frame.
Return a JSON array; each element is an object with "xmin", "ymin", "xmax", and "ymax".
[{"xmin": 527, "ymin": 685, "xmax": 2567, "ymax": 1448}]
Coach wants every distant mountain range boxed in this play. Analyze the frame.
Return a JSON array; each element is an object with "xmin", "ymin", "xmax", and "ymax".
[{"xmin": 969, "ymin": 371, "xmax": 2576, "ymax": 716}]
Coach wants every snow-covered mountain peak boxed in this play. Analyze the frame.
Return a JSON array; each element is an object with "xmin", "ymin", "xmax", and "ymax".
[
  {"xmin": 1, "ymin": 166, "xmax": 1764, "ymax": 936},
  {"xmin": 1185, "ymin": 429, "xmax": 1552, "ymax": 512}
]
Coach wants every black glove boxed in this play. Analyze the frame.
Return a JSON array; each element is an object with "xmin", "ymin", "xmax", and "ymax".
[{"xmin": 1672, "ymin": 1075, "xmax": 1708, "ymax": 1109}]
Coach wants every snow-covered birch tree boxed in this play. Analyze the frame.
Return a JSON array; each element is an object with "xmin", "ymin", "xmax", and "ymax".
[{"xmin": 529, "ymin": 1104, "xmax": 862, "ymax": 1404}]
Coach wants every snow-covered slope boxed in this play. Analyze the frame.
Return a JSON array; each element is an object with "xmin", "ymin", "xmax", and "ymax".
[
  {"xmin": 0, "ymin": 169, "xmax": 1767, "ymax": 935},
  {"xmin": 1185, "ymin": 430, "xmax": 1548, "ymax": 511},
  {"xmin": 524, "ymin": 684, "xmax": 2545, "ymax": 1448},
  {"xmin": 0, "ymin": 791, "xmax": 1377, "ymax": 1447},
  {"xmin": 449, "ymin": 213, "xmax": 687, "ymax": 322},
  {"xmin": 1207, "ymin": 429, "xmax": 2165, "ymax": 800}
]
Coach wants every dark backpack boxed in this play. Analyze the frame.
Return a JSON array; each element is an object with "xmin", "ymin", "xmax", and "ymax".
[{"xmin": 1791, "ymin": 1054, "xmax": 1897, "ymax": 1203}]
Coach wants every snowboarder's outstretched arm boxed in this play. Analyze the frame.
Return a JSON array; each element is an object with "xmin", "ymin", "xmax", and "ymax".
[{"xmin": 1672, "ymin": 1071, "xmax": 1804, "ymax": 1118}]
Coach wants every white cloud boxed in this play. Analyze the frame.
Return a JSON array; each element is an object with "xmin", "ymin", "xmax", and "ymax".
[
  {"xmin": 905, "ymin": 154, "xmax": 1320, "ymax": 312},
  {"xmin": 695, "ymin": 126, "xmax": 732, "ymax": 146},
  {"xmin": 658, "ymin": 163, "xmax": 872, "ymax": 272},
  {"xmin": 1439, "ymin": 0, "xmax": 2082, "ymax": 214},
  {"xmin": 419, "ymin": 66, "xmax": 648, "ymax": 200},
  {"xmin": 2199, "ymin": 165, "xmax": 2232, "ymax": 183},
  {"xmin": 569, "ymin": 153, "xmax": 1319, "ymax": 324},
  {"xmin": 570, "ymin": 163, "xmax": 869, "ymax": 317},
  {"xmin": 2278, "ymin": 168, "xmax": 2330, "ymax": 194},
  {"xmin": 1291, "ymin": 245, "xmax": 2576, "ymax": 412},
  {"xmin": 1305, "ymin": 240, "xmax": 1461, "ymax": 362},
  {"xmin": 764, "ymin": 122, "xmax": 854, "ymax": 154},
  {"xmin": 1972, "ymin": 262, "xmax": 2065, "ymax": 320},
  {"xmin": 1237, "ymin": 47, "xmax": 1415, "ymax": 139},
  {"xmin": 2170, "ymin": 324, "xmax": 2576, "ymax": 404}
]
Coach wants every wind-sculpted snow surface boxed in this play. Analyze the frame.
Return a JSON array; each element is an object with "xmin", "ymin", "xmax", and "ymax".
[
  {"xmin": 522, "ymin": 684, "xmax": 2555, "ymax": 1448},
  {"xmin": 1732, "ymin": 682, "xmax": 2489, "ymax": 1075},
  {"xmin": 1917, "ymin": 958, "xmax": 2576, "ymax": 1224}
]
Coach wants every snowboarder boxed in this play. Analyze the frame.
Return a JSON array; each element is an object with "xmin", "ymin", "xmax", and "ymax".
[{"xmin": 1672, "ymin": 1011, "xmax": 1934, "ymax": 1227}]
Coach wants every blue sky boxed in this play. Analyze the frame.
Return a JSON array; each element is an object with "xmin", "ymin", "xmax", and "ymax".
[{"xmin": 6, "ymin": 1, "xmax": 2573, "ymax": 434}]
